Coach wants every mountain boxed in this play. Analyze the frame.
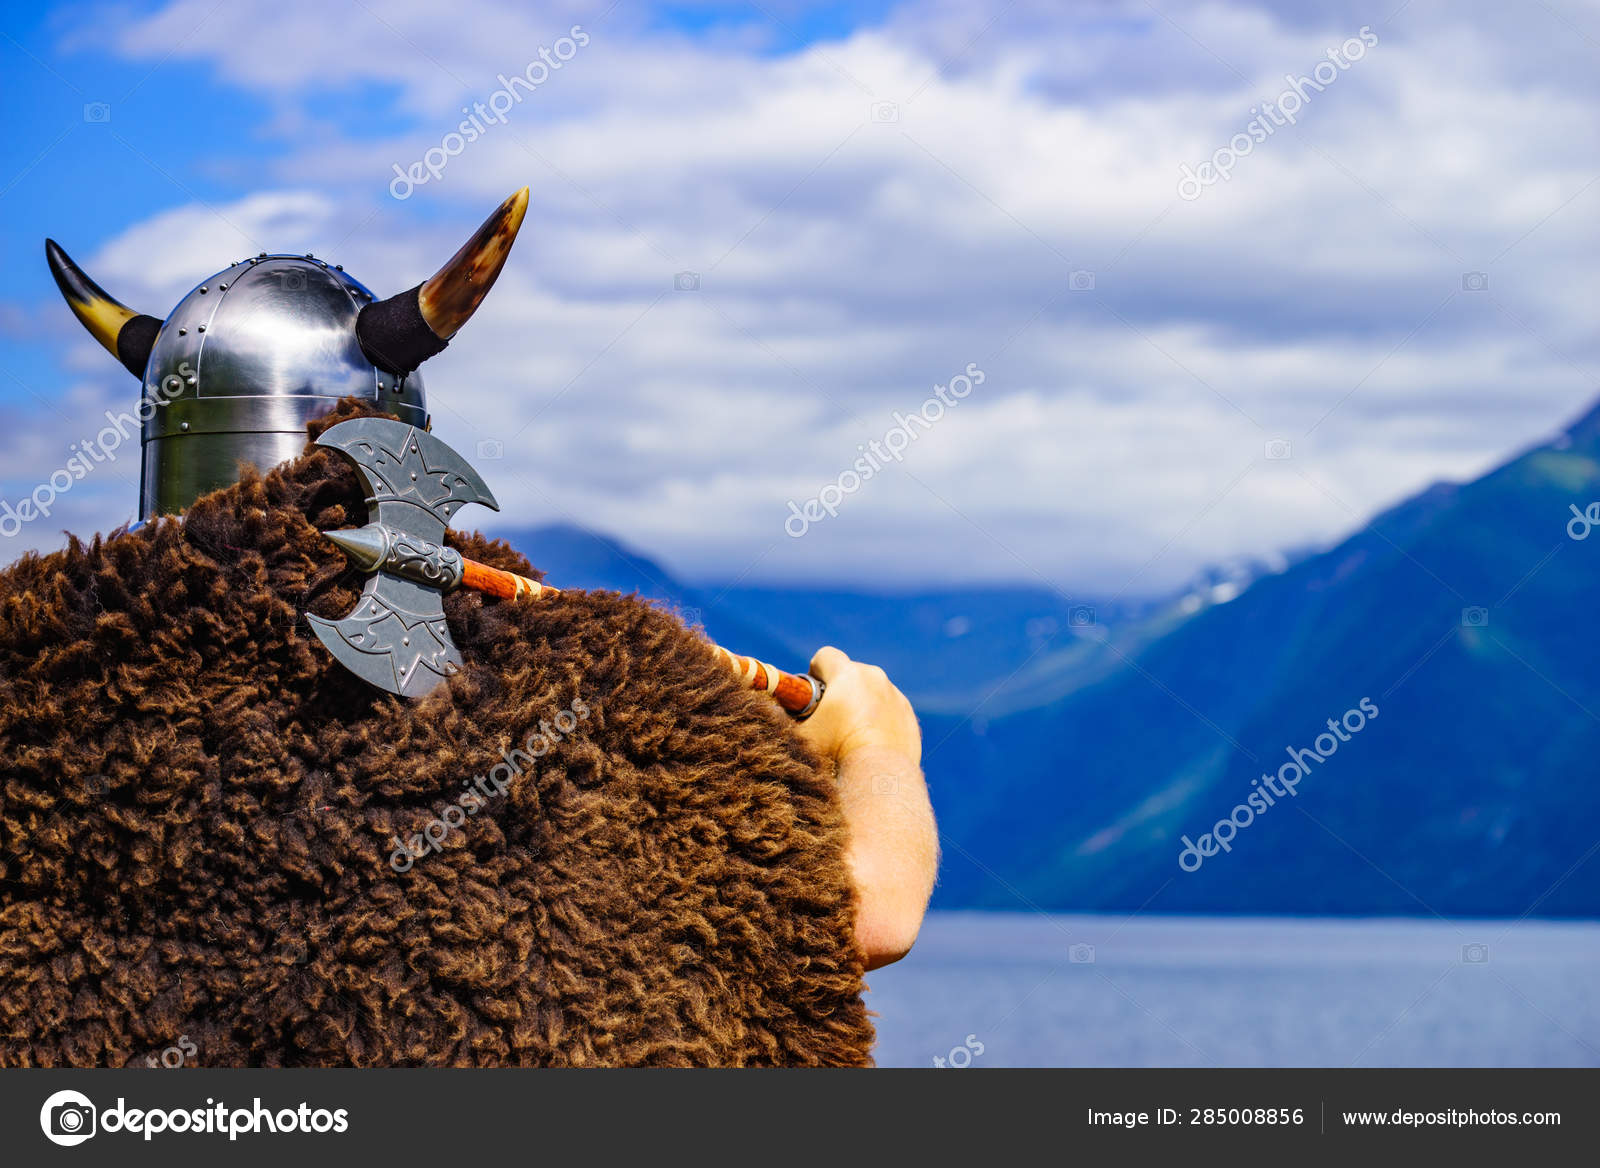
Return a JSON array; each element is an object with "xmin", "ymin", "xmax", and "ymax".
[
  {"xmin": 493, "ymin": 400, "xmax": 1600, "ymax": 919},
  {"xmin": 488, "ymin": 522, "xmax": 800, "ymax": 673},
  {"xmin": 496, "ymin": 522, "xmax": 695, "ymax": 600},
  {"xmin": 919, "ymin": 403, "xmax": 1600, "ymax": 916},
  {"xmin": 495, "ymin": 522, "xmax": 1182, "ymax": 710},
  {"xmin": 704, "ymin": 585, "xmax": 1167, "ymax": 712}
]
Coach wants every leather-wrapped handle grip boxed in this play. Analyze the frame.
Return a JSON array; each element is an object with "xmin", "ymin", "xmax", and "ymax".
[{"xmin": 710, "ymin": 646, "xmax": 826, "ymax": 719}]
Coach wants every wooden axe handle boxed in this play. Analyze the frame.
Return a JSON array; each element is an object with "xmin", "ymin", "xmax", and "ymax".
[
  {"xmin": 457, "ymin": 556, "xmax": 825, "ymax": 718},
  {"xmin": 460, "ymin": 557, "xmax": 550, "ymax": 601}
]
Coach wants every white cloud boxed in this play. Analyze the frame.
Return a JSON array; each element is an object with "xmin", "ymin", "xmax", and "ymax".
[{"xmin": 13, "ymin": 0, "xmax": 1595, "ymax": 590}]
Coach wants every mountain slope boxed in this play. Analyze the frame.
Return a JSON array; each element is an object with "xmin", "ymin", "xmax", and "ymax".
[
  {"xmin": 707, "ymin": 585, "xmax": 1169, "ymax": 712},
  {"xmin": 921, "ymin": 405, "xmax": 1600, "ymax": 916},
  {"xmin": 496, "ymin": 523, "xmax": 1181, "ymax": 709},
  {"xmin": 490, "ymin": 522, "xmax": 800, "ymax": 673},
  {"xmin": 488, "ymin": 404, "xmax": 1600, "ymax": 919}
]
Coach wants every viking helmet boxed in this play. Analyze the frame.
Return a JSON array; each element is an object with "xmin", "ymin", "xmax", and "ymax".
[{"xmin": 46, "ymin": 188, "xmax": 528, "ymax": 521}]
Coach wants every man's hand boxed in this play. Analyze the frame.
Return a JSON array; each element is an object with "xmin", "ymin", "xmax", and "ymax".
[
  {"xmin": 795, "ymin": 646, "xmax": 922, "ymax": 765},
  {"xmin": 795, "ymin": 647, "xmax": 937, "ymax": 971}
]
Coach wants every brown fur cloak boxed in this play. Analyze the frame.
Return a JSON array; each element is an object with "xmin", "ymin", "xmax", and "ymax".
[{"xmin": 0, "ymin": 400, "xmax": 874, "ymax": 1067}]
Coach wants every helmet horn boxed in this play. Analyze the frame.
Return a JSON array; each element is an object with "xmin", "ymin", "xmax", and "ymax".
[
  {"xmin": 356, "ymin": 186, "xmax": 529, "ymax": 376},
  {"xmin": 44, "ymin": 239, "xmax": 163, "ymax": 378}
]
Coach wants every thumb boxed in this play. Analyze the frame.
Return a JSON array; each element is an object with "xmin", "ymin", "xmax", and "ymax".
[{"xmin": 808, "ymin": 645, "xmax": 851, "ymax": 682}]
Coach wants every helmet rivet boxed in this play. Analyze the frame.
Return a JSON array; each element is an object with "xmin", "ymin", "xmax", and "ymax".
[
  {"xmin": 218, "ymin": 282, "xmax": 228, "ymax": 290},
  {"xmin": 197, "ymin": 325, "xmax": 205, "ymax": 332},
  {"xmin": 335, "ymin": 264, "xmax": 343, "ymax": 271},
  {"xmin": 402, "ymin": 637, "xmax": 410, "ymax": 646},
  {"xmin": 180, "ymin": 421, "xmax": 190, "ymax": 431},
  {"xmin": 410, "ymin": 472, "xmax": 418, "ymax": 481},
  {"xmin": 186, "ymin": 376, "xmax": 196, "ymax": 386},
  {"xmin": 199, "ymin": 286, "xmax": 208, "ymax": 294},
  {"xmin": 177, "ymin": 328, "xmax": 186, "ymax": 336}
]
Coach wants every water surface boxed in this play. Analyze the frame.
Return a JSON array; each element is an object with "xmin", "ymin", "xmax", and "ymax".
[{"xmin": 866, "ymin": 912, "xmax": 1600, "ymax": 1067}]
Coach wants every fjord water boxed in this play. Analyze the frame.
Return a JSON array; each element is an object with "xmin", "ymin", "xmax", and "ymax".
[{"xmin": 866, "ymin": 913, "xmax": 1600, "ymax": 1067}]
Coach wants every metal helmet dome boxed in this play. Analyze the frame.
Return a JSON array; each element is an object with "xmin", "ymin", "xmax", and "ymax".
[{"xmin": 45, "ymin": 187, "xmax": 529, "ymax": 521}]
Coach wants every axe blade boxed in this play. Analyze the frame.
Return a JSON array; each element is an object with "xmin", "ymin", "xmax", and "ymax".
[
  {"xmin": 309, "ymin": 416, "xmax": 498, "ymax": 697},
  {"xmin": 307, "ymin": 574, "xmax": 462, "ymax": 698},
  {"xmin": 316, "ymin": 416, "xmax": 500, "ymax": 540}
]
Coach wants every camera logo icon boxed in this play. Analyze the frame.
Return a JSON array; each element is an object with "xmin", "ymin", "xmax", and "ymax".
[
  {"xmin": 674, "ymin": 271, "xmax": 700, "ymax": 292},
  {"xmin": 1461, "ymin": 943, "xmax": 1489, "ymax": 964},
  {"xmin": 83, "ymin": 102, "xmax": 111, "ymax": 123},
  {"xmin": 1068, "ymin": 605, "xmax": 1096, "ymax": 627},
  {"xmin": 476, "ymin": 439, "xmax": 504, "ymax": 460},
  {"xmin": 1461, "ymin": 271, "xmax": 1489, "ymax": 292},
  {"xmin": 1265, "ymin": 438, "xmax": 1292, "ymax": 460},
  {"xmin": 1069, "ymin": 943, "xmax": 1095, "ymax": 964},
  {"xmin": 40, "ymin": 1089, "xmax": 97, "ymax": 1146},
  {"xmin": 279, "ymin": 938, "xmax": 309, "ymax": 965},
  {"xmin": 871, "ymin": 773, "xmax": 900, "ymax": 795},
  {"xmin": 271, "ymin": 267, "xmax": 308, "ymax": 292},
  {"xmin": 1461, "ymin": 606, "xmax": 1489, "ymax": 628},
  {"xmin": 1069, "ymin": 270, "xmax": 1096, "ymax": 291},
  {"xmin": 869, "ymin": 101, "xmax": 899, "ymax": 123}
]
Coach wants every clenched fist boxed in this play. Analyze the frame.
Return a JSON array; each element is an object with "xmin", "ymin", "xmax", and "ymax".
[{"xmin": 794, "ymin": 646, "xmax": 922, "ymax": 766}]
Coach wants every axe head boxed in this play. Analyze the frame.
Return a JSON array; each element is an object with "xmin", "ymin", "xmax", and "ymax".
[{"xmin": 306, "ymin": 416, "xmax": 500, "ymax": 697}]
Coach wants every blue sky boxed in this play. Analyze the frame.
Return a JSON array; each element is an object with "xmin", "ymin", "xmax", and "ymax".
[{"xmin": 1, "ymin": 0, "xmax": 1595, "ymax": 591}]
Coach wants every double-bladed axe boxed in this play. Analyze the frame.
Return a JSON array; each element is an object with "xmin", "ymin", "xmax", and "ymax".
[{"xmin": 306, "ymin": 416, "xmax": 824, "ymax": 717}]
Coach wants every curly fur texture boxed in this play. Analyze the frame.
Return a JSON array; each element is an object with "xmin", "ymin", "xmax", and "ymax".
[{"xmin": 0, "ymin": 399, "xmax": 874, "ymax": 1067}]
